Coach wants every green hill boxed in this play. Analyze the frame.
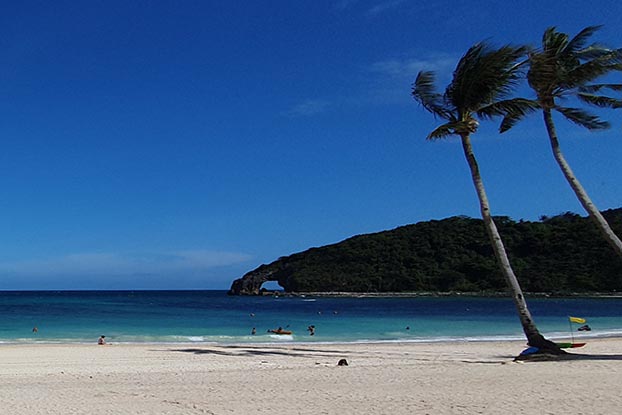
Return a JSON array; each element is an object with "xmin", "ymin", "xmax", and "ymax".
[{"xmin": 228, "ymin": 209, "xmax": 622, "ymax": 295}]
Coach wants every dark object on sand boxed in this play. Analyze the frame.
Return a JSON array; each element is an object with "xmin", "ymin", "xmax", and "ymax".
[{"xmin": 337, "ymin": 359, "xmax": 348, "ymax": 366}]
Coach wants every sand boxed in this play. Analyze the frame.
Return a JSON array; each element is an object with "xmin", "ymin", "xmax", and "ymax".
[{"xmin": 1, "ymin": 339, "xmax": 621, "ymax": 414}]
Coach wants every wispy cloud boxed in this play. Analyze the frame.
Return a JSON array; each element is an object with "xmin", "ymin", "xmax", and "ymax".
[
  {"xmin": 366, "ymin": 0, "xmax": 406, "ymax": 16},
  {"xmin": 0, "ymin": 250, "xmax": 254, "ymax": 277},
  {"xmin": 285, "ymin": 99, "xmax": 332, "ymax": 117},
  {"xmin": 369, "ymin": 54, "xmax": 457, "ymax": 80},
  {"xmin": 334, "ymin": 0, "xmax": 407, "ymax": 16},
  {"xmin": 282, "ymin": 54, "xmax": 459, "ymax": 114},
  {"xmin": 358, "ymin": 53, "xmax": 458, "ymax": 105},
  {"xmin": 333, "ymin": 0, "xmax": 361, "ymax": 11}
]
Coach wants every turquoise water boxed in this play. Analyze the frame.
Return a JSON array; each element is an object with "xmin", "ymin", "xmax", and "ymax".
[{"xmin": 1, "ymin": 291, "xmax": 621, "ymax": 344}]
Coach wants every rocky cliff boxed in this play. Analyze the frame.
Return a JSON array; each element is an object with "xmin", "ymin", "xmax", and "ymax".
[{"xmin": 227, "ymin": 263, "xmax": 288, "ymax": 295}]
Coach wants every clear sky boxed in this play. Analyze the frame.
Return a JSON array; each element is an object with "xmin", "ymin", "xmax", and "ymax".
[{"xmin": 1, "ymin": 1, "xmax": 622, "ymax": 290}]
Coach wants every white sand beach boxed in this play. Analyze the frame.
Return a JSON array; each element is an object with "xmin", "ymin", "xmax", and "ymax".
[{"xmin": 1, "ymin": 339, "xmax": 621, "ymax": 414}]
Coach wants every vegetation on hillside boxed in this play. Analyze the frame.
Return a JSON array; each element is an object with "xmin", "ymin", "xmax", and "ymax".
[{"xmin": 255, "ymin": 209, "xmax": 622, "ymax": 294}]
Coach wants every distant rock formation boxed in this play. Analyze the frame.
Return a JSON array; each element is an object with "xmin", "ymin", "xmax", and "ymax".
[
  {"xmin": 228, "ymin": 209, "xmax": 622, "ymax": 296},
  {"xmin": 227, "ymin": 265, "xmax": 284, "ymax": 295}
]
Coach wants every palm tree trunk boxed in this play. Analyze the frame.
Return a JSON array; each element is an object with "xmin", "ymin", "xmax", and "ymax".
[
  {"xmin": 460, "ymin": 134, "xmax": 560, "ymax": 351},
  {"xmin": 543, "ymin": 109, "xmax": 622, "ymax": 258}
]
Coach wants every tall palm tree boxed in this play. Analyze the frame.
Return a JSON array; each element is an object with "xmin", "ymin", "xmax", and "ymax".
[
  {"xmin": 412, "ymin": 43, "xmax": 560, "ymax": 352},
  {"xmin": 502, "ymin": 26, "xmax": 622, "ymax": 258}
]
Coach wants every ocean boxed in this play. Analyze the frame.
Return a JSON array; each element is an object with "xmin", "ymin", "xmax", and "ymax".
[{"xmin": 1, "ymin": 290, "xmax": 621, "ymax": 344}]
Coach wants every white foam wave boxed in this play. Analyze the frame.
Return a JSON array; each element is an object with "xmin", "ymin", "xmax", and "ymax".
[{"xmin": 268, "ymin": 334, "xmax": 294, "ymax": 341}]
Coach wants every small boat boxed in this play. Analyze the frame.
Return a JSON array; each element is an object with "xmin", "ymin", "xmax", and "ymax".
[
  {"xmin": 556, "ymin": 342, "xmax": 586, "ymax": 349},
  {"xmin": 269, "ymin": 328, "xmax": 292, "ymax": 335},
  {"xmin": 268, "ymin": 327, "xmax": 292, "ymax": 334}
]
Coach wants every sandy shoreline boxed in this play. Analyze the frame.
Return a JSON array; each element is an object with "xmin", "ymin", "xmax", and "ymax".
[{"xmin": 1, "ymin": 339, "xmax": 621, "ymax": 414}]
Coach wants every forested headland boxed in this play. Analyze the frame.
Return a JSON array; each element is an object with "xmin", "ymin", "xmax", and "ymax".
[{"xmin": 232, "ymin": 208, "xmax": 622, "ymax": 294}]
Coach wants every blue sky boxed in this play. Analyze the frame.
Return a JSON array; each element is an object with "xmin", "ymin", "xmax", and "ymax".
[{"xmin": 1, "ymin": 1, "xmax": 622, "ymax": 289}]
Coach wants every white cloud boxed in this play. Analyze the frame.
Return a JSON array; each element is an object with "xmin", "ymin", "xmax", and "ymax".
[
  {"xmin": 281, "ymin": 54, "xmax": 458, "ymax": 114},
  {"xmin": 167, "ymin": 250, "xmax": 253, "ymax": 269},
  {"xmin": 0, "ymin": 250, "xmax": 254, "ymax": 277},
  {"xmin": 355, "ymin": 53, "xmax": 458, "ymax": 105},
  {"xmin": 366, "ymin": 0, "xmax": 406, "ymax": 16},
  {"xmin": 286, "ymin": 99, "xmax": 331, "ymax": 117},
  {"xmin": 333, "ymin": 0, "xmax": 361, "ymax": 11},
  {"xmin": 334, "ymin": 0, "xmax": 407, "ymax": 16},
  {"xmin": 369, "ymin": 54, "xmax": 457, "ymax": 80}
]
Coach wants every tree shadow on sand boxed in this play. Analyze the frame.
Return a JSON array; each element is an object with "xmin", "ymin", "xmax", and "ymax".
[
  {"xmin": 167, "ymin": 345, "xmax": 350, "ymax": 358},
  {"xmin": 515, "ymin": 352, "xmax": 622, "ymax": 362}
]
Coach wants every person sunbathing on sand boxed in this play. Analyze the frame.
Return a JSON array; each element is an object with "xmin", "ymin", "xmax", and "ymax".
[{"xmin": 98, "ymin": 335, "xmax": 107, "ymax": 345}]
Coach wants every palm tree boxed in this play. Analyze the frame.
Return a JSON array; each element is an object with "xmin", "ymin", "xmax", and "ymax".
[
  {"xmin": 502, "ymin": 26, "xmax": 622, "ymax": 258},
  {"xmin": 412, "ymin": 43, "xmax": 560, "ymax": 352}
]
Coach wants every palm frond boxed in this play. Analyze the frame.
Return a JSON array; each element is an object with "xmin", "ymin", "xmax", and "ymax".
[
  {"xmin": 529, "ymin": 25, "xmax": 622, "ymax": 113},
  {"xmin": 555, "ymin": 106, "xmax": 610, "ymax": 130},
  {"xmin": 447, "ymin": 43, "xmax": 486, "ymax": 110},
  {"xmin": 499, "ymin": 113, "xmax": 523, "ymax": 133},
  {"xmin": 427, "ymin": 122, "xmax": 459, "ymax": 140},
  {"xmin": 575, "ymin": 44, "xmax": 616, "ymax": 60},
  {"xmin": 526, "ymin": 52, "xmax": 560, "ymax": 95},
  {"xmin": 412, "ymin": 71, "xmax": 454, "ymax": 120},
  {"xmin": 564, "ymin": 49, "xmax": 622, "ymax": 88},
  {"xmin": 447, "ymin": 42, "xmax": 527, "ymax": 113},
  {"xmin": 578, "ymin": 83, "xmax": 622, "ymax": 93},
  {"xmin": 542, "ymin": 27, "xmax": 569, "ymax": 56},
  {"xmin": 565, "ymin": 25, "xmax": 602, "ymax": 55},
  {"xmin": 477, "ymin": 98, "xmax": 540, "ymax": 120},
  {"xmin": 577, "ymin": 93, "xmax": 622, "ymax": 108}
]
